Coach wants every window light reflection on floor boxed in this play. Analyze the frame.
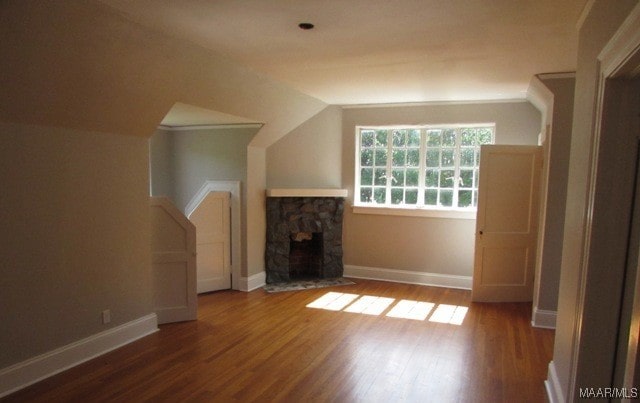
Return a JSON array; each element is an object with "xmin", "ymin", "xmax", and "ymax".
[
  {"xmin": 305, "ymin": 292, "xmax": 469, "ymax": 325},
  {"xmin": 385, "ymin": 300, "xmax": 435, "ymax": 321},
  {"xmin": 344, "ymin": 295, "xmax": 395, "ymax": 315},
  {"xmin": 428, "ymin": 304, "xmax": 469, "ymax": 325},
  {"xmin": 305, "ymin": 292, "xmax": 359, "ymax": 311}
]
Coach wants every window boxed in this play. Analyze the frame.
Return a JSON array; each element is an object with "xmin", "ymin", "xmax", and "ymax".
[{"xmin": 356, "ymin": 125, "xmax": 494, "ymax": 210}]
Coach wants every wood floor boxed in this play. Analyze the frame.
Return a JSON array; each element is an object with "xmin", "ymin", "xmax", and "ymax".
[{"xmin": 4, "ymin": 279, "xmax": 554, "ymax": 402}]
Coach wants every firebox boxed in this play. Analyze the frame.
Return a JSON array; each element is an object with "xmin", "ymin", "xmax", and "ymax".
[{"xmin": 289, "ymin": 232, "xmax": 323, "ymax": 279}]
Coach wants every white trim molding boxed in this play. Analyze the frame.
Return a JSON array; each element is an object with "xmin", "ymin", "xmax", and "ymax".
[
  {"xmin": 266, "ymin": 188, "xmax": 348, "ymax": 198},
  {"xmin": 352, "ymin": 205, "xmax": 476, "ymax": 220},
  {"xmin": 185, "ymin": 181, "xmax": 242, "ymax": 291},
  {"xmin": 239, "ymin": 271, "xmax": 266, "ymax": 292},
  {"xmin": 158, "ymin": 123, "xmax": 263, "ymax": 131},
  {"xmin": 344, "ymin": 265, "xmax": 472, "ymax": 290},
  {"xmin": 0, "ymin": 314, "xmax": 158, "ymax": 398},
  {"xmin": 532, "ymin": 307, "xmax": 557, "ymax": 329},
  {"xmin": 545, "ymin": 361, "xmax": 565, "ymax": 403}
]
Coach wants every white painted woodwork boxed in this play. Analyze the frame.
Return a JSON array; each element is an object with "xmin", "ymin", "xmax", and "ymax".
[
  {"xmin": 150, "ymin": 197, "xmax": 197, "ymax": 324},
  {"xmin": 266, "ymin": 188, "xmax": 348, "ymax": 198},
  {"xmin": 189, "ymin": 191, "xmax": 231, "ymax": 293},
  {"xmin": 472, "ymin": 145, "xmax": 543, "ymax": 302}
]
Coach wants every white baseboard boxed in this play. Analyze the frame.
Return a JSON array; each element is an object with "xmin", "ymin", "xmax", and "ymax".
[
  {"xmin": 239, "ymin": 271, "xmax": 266, "ymax": 292},
  {"xmin": 344, "ymin": 265, "xmax": 472, "ymax": 290},
  {"xmin": 532, "ymin": 307, "xmax": 557, "ymax": 329},
  {"xmin": 0, "ymin": 313, "xmax": 158, "ymax": 398},
  {"xmin": 545, "ymin": 360, "xmax": 565, "ymax": 403}
]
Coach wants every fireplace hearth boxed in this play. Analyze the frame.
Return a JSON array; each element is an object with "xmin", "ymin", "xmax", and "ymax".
[{"xmin": 265, "ymin": 194, "xmax": 345, "ymax": 283}]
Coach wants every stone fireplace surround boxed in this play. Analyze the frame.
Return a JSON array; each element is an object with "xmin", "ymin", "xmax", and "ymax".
[{"xmin": 265, "ymin": 189, "xmax": 347, "ymax": 284}]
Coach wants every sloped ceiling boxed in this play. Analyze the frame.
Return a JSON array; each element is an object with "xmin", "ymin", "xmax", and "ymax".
[{"xmin": 100, "ymin": 0, "xmax": 586, "ymax": 105}]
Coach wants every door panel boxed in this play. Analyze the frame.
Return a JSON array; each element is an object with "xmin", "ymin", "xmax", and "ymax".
[
  {"xmin": 472, "ymin": 145, "xmax": 542, "ymax": 302},
  {"xmin": 189, "ymin": 191, "xmax": 231, "ymax": 293},
  {"xmin": 150, "ymin": 197, "xmax": 197, "ymax": 324}
]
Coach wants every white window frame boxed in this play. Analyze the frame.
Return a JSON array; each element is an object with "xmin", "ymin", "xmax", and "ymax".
[{"xmin": 354, "ymin": 124, "xmax": 495, "ymax": 219}]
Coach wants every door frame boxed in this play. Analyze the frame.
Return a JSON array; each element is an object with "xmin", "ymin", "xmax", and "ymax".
[
  {"xmin": 562, "ymin": 5, "xmax": 640, "ymax": 401},
  {"xmin": 185, "ymin": 181, "xmax": 241, "ymax": 291}
]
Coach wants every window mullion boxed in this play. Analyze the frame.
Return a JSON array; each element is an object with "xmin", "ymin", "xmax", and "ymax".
[
  {"xmin": 385, "ymin": 129, "xmax": 393, "ymax": 206},
  {"xmin": 417, "ymin": 128, "xmax": 427, "ymax": 207},
  {"xmin": 453, "ymin": 128, "xmax": 461, "ymax": 208}
]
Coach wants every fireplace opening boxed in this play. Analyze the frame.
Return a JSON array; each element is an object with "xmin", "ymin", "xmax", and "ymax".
[{"xmin": 289, "ymin": 232, "xmax": 323, "ymax": 280}]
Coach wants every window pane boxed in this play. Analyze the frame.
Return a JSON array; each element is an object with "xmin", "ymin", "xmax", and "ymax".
[
  {"xmin": 392, "ymin": 130, "xmax": 406, "ymax": 147},
  {"xmin": 408, "ymin": 130, "xmax": 421, "ymax": 147},
  {"xmin": 425, "ymin": 169, "xmax": 438, "ymax": 187},
  {"xmin": 425, "ymin": 189, "xmax": 438, "ymax": 206},
  {"xmin": 427, "ymin": 130, "xmax": 441, "ymax": 146},
  {"xmin": 357, "ymin": 125, "xmax": 493, "ymax": 210},
  {"xmin": 374, "ymin": 168, "xmax": 387, "ymax": 186},
  {"xmin": 474, "ymin": 190, "xmax": 478, "ymax": 206},
  {"xmin": 426, "ymin": 149, "xmax": 439, "ymax": 167},
  {"xmin": 407, "ymin": 149, "xmax": 419, "ymax": 166},
  {"xmin": 458, "ymin": 190, "xmax": 472, "ymax": 208},
  {"xmin": 440, "ymin": 170, "xmax": 454, "ymax": 188},
  {"xmin": 392, "ymin": 149, "xmax": 406, "ymax": 166},
  {"xmin": 440, "ymin": 190, "xmax": 453, "ymax": 207},
  {"xmin": 441, "ymin": 149, "xmax": 455, "ymax": 167},
  {"xmin": 442, "ymin": 129, "xmax": 456, "ymax": 146},
  {"xmin": 360, "ymin": 168, "xmax": 373, "ymax": 185},
  {"xmin": 460, "ymin": 169, "xmax": 473, "ymax": 188},
  {"xmin": 391, "ymin": 188, "xmax": 403, "ymax": 204},
  {"xmin": 460, "ymin": 148, "xmax": 474, "ymax": 167},
  {"xmin": 405, "ymin": 189, "xmax": 418, "ymax": 204},
  {"xmin": 374, "ymin": 149, "xmax": 387, "ymax": 166},
  {"xmin": 478, "ymin": 128, "xmax": 492, "ymax": 144},
  {"xmin": 361, "ymin": 130, "xmax": 375, "ymax": 147},
  {"xmin": 406, "ymin": 169, "xmax": 419, "ymax": 186},
  {"xmin": 361, "ymin": 149, "xmax": 374, "ymax": 166},
  {"xmin": 360, "ymin": 187, "xmax": 372, "ymax": 203},
  {"xmin": 461, "ymin": 128, "xmax": 476, "ymax": 146},
  {"xmin": 392, "ymin": 169, "xmax": 405, "ymax": 186}
]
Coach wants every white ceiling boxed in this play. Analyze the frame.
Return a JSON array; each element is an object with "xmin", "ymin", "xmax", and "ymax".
[{"xmin": 102, "ymin": 0, "xmax": 585, "ymax": 106}]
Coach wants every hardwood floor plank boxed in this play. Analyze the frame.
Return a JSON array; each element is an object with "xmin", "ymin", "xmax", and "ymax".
[{"xmin": 2, "ymin": 279, "xmax": 554, "ymax": 402}]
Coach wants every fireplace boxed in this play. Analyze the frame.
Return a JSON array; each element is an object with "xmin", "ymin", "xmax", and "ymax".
[{"xmin": 265, "ymin": 189, "xmax": 347, "ymax": 283}]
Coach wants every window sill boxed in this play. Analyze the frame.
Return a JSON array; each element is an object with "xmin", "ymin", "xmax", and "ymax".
[{"xmin": 352, "ymin": 205, "xmax": 476, "ymax": 220}]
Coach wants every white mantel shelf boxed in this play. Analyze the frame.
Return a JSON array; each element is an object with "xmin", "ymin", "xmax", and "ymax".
[{"xmin": 266, "ymin": 188, "xmax": 348, "ymax": 198}]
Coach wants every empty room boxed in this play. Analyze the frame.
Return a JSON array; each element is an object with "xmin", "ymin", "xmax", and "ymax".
[{"xmin": 2, "ymin": 1, "xmax": 640, "ymax": 402}]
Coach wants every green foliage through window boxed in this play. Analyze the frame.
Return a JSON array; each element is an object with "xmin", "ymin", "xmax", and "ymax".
[{"xmin": 357, "ymin": 125, "xmax": 494, "ymax": 209}]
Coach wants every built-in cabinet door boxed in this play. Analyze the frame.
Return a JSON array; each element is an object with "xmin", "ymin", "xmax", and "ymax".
[
  {"xmin": 150, "ymin": 197, "xmax": 197, "ymax": 324},
  {"xmin": 472, "ymin": 145, "xmax": 543, "ymax": 302},
  {"xmin": 189, "ymin": 191, "xmax": 231, "ymax": 293}
]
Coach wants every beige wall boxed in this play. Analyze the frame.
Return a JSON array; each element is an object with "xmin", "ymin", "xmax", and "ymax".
[
  {"xmin": 149, "ymin": 128, "xmax": 175, "ymax": 200},
  {"xmin": 342, "ymin": 102, "xmax": 540, "ymax": 276},
  {"xmin": 267, "ymin": 106, "xmax": 343, "ymax": 189},
  {"xmin": 535, "ymin": 77, "xmax": 575, "ymax": 313},
  {"xmin": 0, "ymin": 122, "xmax": 152, "ymax": 368},
  {"xmin": 552, "ymin": 1, "xmax": 640, "ymax": 399}
]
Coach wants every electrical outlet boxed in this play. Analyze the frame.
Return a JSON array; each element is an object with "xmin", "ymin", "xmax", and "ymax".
[{"xmin": 102, "ymin": 309, "xmax": 111, "ymax": 324}]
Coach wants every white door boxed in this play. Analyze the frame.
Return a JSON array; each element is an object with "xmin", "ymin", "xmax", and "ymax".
[
  {"xmin": 189, "ymin": 191, "xmax": 231, "ymax": 293},
  {"xmin": 150, "ymin": 197, "xmax": 197, "ymax": 324},
  {"xmin": 472, "ymin": 145, "xmax": 543, "ymax": 302}
]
